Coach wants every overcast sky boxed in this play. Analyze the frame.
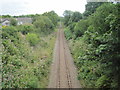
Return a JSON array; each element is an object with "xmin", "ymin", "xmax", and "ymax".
[{"xmin": 0, "ymin": 0, "xmax": 87, "ymax": 16}]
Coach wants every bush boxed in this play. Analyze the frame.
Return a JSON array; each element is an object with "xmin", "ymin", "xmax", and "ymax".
[
  {"xmin": 65, "ymin": 3, "xmax": 120, "ymax": 88},
  {"xmin": 74, "ymin": 20, "xmax": 88, "ymax": 38},
  {"xmin": 33, "ymin": 16, "xmax": 54, "ymax": 34},
  {"xmin": 64, "ymin": 28, "xmax": 75, "ymax": 40},
  {"xmin": 17, "ymin": 25, "xmax": 35, "ymax": 35},
  {"xmin": 10, "ymin": 18, "xmax": 17, "ymax": 26},
  {"xmin": 2, "ymin": 13, "xmax": 57, "ymax": 88},
  {"xmin": 96, "ymin": 75, "xmax": 109, "ymax": 87},
  {"xmin": 26, "ymin": 33, "xmax": 39, "ymax": 46}
]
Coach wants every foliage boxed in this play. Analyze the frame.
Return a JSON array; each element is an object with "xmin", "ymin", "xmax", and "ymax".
[
  {"xmin": 13, "ymin": 14, "xmax": 35, "ymax": 18},
  {"xmin": 33, "ymin": 16, "xmax": 54, "ymax": 34},
  {"xmin": 63, "ymin": 10, "xmax": 83, "ymax": 34},
  {"xmin": 2, "ymin": 15, "xmax": 11, "ymax": 18},
  {"xmin": 70, "ymin": 12, "xmax": 82, "ymax": 22},
  {"xmin": 83, "ymin": 2, "xmax": 105, "ymax": 18},
  {"xmin": 74, "ymin": 20, "xmax": 89, "ymax": 38},
  {"xmin": 68, "ymin": 22, "xmax": 76, "ymax": 33},
  {"xmin": 43, "ymin": 11, "xmax": 59, "ymax": 26},
  {"xmin": 96, "ymin": 75, "xmax": 109, "ymax": 87},
  {"xmin": 63, "ymin": 10, "xmax": 73, "ymax": 26},
  {"xmin": 2, "ymin": 11, "xmax": 59, "ymax": 88},
  {"xmin": 17, "ymin": 25, "xmax": 35, "ymax": 35},
  {"xmin": 64, "ymin": 27, "xmax": 73, "ymax": 40},
  {"xmin": 2, "ymin": 20, "xmax": 56, "ymax": 88},
  {"xmin": 26, "ymin": 33, "xmax": 39, "ymax": 46},
  {"xmin": 64, "ymin": 3, "xmax": 120, "ymax": 88},
  {"xmin": 63, "ymin": 10, "xmax": 83, "ymax": 26},
  {"xmin": 10, "ymin": 18, "xmax": 17, "ymax": 26}
]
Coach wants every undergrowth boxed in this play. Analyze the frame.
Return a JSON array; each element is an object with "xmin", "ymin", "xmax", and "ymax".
[
  {"xmin": 2, "ymin": 26, "xmax": 56, "ymax": 88},
  {"xmin": 64, "ymin": 3, "xmax": 120, "ymax": 88}
]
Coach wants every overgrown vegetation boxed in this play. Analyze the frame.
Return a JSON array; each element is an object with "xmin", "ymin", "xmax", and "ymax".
[
  {"xmin": 9, "ymin": 18, "xmax": 17, "ymax": 26},
  {"xmin": 26, "ymin": 33, "xmax": 39, "ymax": 46},
  {"xmin": 2, "ymin": 11, "xmax": 59, "ymax": 88},
  {"xmin": 64, "ymin": 3, "xmax": 120, "ymax": 88},
  {"xmin": 1, "ymin": 2, "xmax": 120, "ymax": 88}
]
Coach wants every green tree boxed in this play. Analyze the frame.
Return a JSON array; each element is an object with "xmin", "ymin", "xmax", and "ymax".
[
  {"xmin": 2, "ymin": 15, "xmax": 11, "ymax": 18},
  {"xmin": 43, "ymin": 11, "xmax": 59, "ymax": 26},
  {"xmin": 63, "ymin": 10, "xmax": 73, "ymax": 26},
  {"xmin": 10, "ymin": 18, "xmax": 17, "ymax": 26},
  {"xmin": 33, "ymin": 16, "xmax": 54, "ymax": 33},
  {"xmin": 17, "ymin": 25, "xmax": 35, "ymax": 35},
  {"xmin": 26, "ymin": 33, "xmax": 39, "ymax": 46},
  {"xmin": 83, "ymin": 2, "xmax": 105, "ymax": 18},
  {"xmin": 70, "ymin": 11, "xmax": 82, "ymax": 22},
  {"xmin": 74, "ymin": 19, "xmax": 88, "ymax": 38}
]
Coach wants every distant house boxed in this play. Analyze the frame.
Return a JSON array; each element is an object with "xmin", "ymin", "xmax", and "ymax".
[
  {"xmin": 16, "ymin": 18, "xmax": 32, "ymax": 25},
  {"xmin": 0, "ymin": 17, "xmax": 32, "ymax": 27},
  {"xmin": 0, "ymin": 18, "xmax": 10, "ymax": 26}
]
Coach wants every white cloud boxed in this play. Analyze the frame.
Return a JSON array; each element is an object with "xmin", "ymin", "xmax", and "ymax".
[{"xmin": 0, "ymin": 0, "xmax": 87, "ymax": 16}]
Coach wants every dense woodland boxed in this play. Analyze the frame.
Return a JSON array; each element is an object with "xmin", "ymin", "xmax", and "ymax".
[
  {"xmin": 1, "ymin": 2, "xmax": 120, "ymax": 88},
  {"xmin": 64, "ymin": 2, "xmax": 120, "ymax": 88}
]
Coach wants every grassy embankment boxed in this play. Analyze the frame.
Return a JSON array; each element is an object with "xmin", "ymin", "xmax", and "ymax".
[
  {"xmin": 2, "ymin": 25, "xmax": 57, "ymax": 88},
  {"xmin": 64, "ymin": 3, "xmax": 120, "ymax": 88}
]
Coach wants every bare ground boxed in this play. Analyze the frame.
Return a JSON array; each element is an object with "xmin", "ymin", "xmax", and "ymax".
[{"xmin": 48, "ymin": 26, "xmax": 81, "ymax": 88}]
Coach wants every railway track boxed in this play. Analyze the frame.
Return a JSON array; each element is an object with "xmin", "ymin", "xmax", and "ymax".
[
  {"xmin": 56, "ymin": 29, "xmax": 72, "ymax": 88},
  {"xmin": 48, "ymin": 26, "xmax": 81, "ymax": 88},
  {"xmin": 56, "ymin": 28, "xmax": 60, "ymax": 88},
  {"xmin": 62, "ymin": 29, "xmax": 72, "ymax": 88}
]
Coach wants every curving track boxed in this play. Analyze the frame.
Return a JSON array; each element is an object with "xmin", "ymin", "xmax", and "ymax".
[{"xmin": 48, "ymin": 25, "xmax": 81, "ymax": 88}]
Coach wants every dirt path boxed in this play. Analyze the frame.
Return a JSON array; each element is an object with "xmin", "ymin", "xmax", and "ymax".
[{"xmin": 48, "ymin": 25, "xmax": 81, "ymax": 88}]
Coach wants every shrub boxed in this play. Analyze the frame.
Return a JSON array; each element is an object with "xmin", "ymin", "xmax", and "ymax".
[
  {"xmin": 26, "ymin": 33, "xmax": 39, "ymax": 46},
  {"xmin": 17, "ymin": 25, "xmax": 35, "ymax": 35},
  {"xmin": 74, "ymin": 20, "xmax": 88, "ymax": 38},
  {"xmin": 96, "ymin": 75, "xmax": 109, "ymax": 87},
  {"xmin": 65, "ymin": 3, "xmax": 120, "ymax": 88},
  {"xmin": 33, "ymin": 16, "xmax": 54, "ymax": 34},
  {"xmin": 10, "ymin": 18, "xmax": 17, "ymax": 26}
]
